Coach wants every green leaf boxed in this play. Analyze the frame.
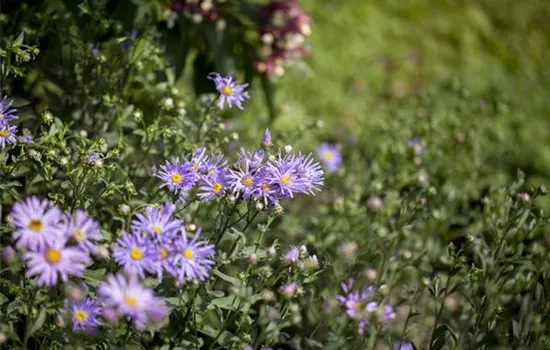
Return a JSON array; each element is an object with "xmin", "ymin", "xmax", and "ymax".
[
  {"xmin": 212, "ymin": 269, "xmax": 240, "ymax": 287},
  {"xmin": 28, "ymin": 308, "xmax": 47, "ymax": 337},
  {"xmin": 83, "ymin": 268, "xmax": 107, "ymax": 286},
  {"xmin": 12, "ymin": 32, "xmax": 24, "ymax": 48}
]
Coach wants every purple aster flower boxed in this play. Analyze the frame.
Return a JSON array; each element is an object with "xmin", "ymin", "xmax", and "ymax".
[
  {"xmin": 228, "ymin": 156, "xmax": 261, "ymax": 199},
  {"xmin": 64, "ymin": 210, "xmax": 102, "ymax": 254},
  {"xmin": 197, "ymin": 171, "xmax": 229, "ymax": 201},
  {"xmin": 337, "ymin": 279, "xmax": 376, "ymax": 318},
  {"xmin": 237, "ymin": 148, "xmax": 265, "ymax": 169},
  {"xmin": 155, "ymin": 243, "xmax": 177, "ymax": 280},
  {"xmin": 283, "ymin": 246, "xmax": 299, "ymax": 264},
  {"xmin": 87, "ymin": 153, "xmax": 100, "ymax": 162},
  {"xmin": 112, "ymin": 232, "xmax": 159, "ymax": 279},
  {"xmin": 282, "ymin": 281, "xmax": 298, "ymax": 298},
  {"xmin": 158, "ymin": 158, "xmax": 198, "ymax": 194},
  {"xmin": 393, "ymin": 342, "xmax": 414, "ymax": 350},
  {"xmin": 23, "ymin": 237, "xmax": 90, "ymax": 287},
  {"xmin": 407, "ymin": 138, "xmax": 424, "ymax": 155},
  {"xmin": 207, "ymin": 72, "xmax": 250, "ymax": 110},
  {"xmin": 131, "ymin": 203, "xmax": 182, "ymax": 242},
  {"xmin": 251, "ymin": 172, "xmax": 279, "ymax": 207},
  {"xmin": 382, "ymin": 304, "xmax": 396, "ymax": 321},
  {"xmin": 261, "ymin": 128, "xmax": 272, "ymax": 149},
  {"xmin": 19, "ymin": 134, "xmax": 33, "ymax": 144},
  {"xmin": 64, "ymin": 298, "xmax": 101, "ymax": 331},
  {"xmin": 201, "ymin": 153, "xmax": 227, "ymax": 181},
  {"xmin": 98, "ymin": 273, "xmax": 170, "ymax": 330},
  {"xmin": 0, "ymin": 124, "xmax": 17, "ymax": 149},
  {"xmin": 0, "ymin": 96, "xmax": 18, "ymax": 127},
  {"xmin": 265, "ymin": 153, "xmax": 311, "ymax": 198},
  {"xmin": 295, "ymin": 153, "xmax": 324, "ymax": 194},
  {"xmin": 171, "ymin": 229, "xmax": 215, "ymax": 282},
  {"xmin": 316, "ymin": 143, "xmax": 342, "ymax": 173},
  {"xmin": 189, "ymin": 147, "xmax": 208, "ymax": 173},
  {"xmin": 10, "ymin": 196, "xmax": 64, "ymax": 251}
]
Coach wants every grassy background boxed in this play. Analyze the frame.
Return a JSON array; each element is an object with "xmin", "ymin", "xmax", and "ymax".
[{"xmin": 234, "ymin": 0, "xmax": 550, "ymax": 197}]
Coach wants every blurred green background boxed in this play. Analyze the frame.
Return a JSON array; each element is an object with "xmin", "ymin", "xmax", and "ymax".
[{"xmin": 233, "ymin": 0, "xmax": 550, "ymax": 194}]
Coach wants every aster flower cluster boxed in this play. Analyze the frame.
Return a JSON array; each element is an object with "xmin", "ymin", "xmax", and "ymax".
[
  {"xmin": 255, "ymin": 0, "xmax": 312, "ymax": 76},
  {"xmin": 0, "ymin": 96, "xmax": 32, "ymax": 149},
  {"xmin": 171, "ymin": 0, "xmax": 223, "ymax": 22},
  {"xmin": 8, "ymin": 197, "xmax": 102, "ymax": 287},
  {"xmin": 60, "ymin": 273, "xmax": 170, "ymax": 332},
  {"xmin": 336, "ymin": 279, "xmax": 396, "ymax": 335},
  {"xmin": 112, "ymin": 203, "xmax": 215, "ymax": 284},
  {"xmin": 158, "ymin": 129, "xmax": 323, "ymax": 208}
]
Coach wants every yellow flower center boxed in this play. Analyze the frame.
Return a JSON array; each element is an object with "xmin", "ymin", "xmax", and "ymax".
[
  {"xmin": 29, "ymin": 219, "xmax": 43, "ymax": 232},
  {"xmin": 353, "ymin": 302, "xmax": 362, "ymax": 312},
  {"xmin": 242, "ymin": 176, "xmax": 254, "ymax": 187},
  {"xmin": 281, "ymin": 176, "xmax": 291, "ymax": 185},
  {"xmin": 262, "ymin": 183, "xmax": 270, "ymax": 191},
  {"xmin": 74, "ymin": 229, "xmax": 86, "ymax": 242},
  {"xmin": 152, "ymin": 225, "xmax": 162, "ymax": 234},
  {"xmin": 0, "ymin": 130, "xmax": 8, "ymax": 137},
  {"xmin": 183, "ymin": 249, "xmax": 193, "ymax": 259},
  {"xmin": 323, "ymin": 151, "xmax": 334, "ymax": 161},
  {"xmin": 130, "ymin": 248, "xmax": 143, "ymax": 260},
  {"xmin": 74, "ymin": 310, "xmax": 88, "ymax": 322},
  {"xmin": 193, "ymin": 163, "xmax": 200, "ymax": 172},
  {"xmin": 160, "ymin": 247, "xmax": 169, "ymax": 259},
  {"xmin": 171, "ymin": 173, "xmax": 182, "ymax": 184},
  {"xmin": 222, "ymin": 85, "xmax": 232, "ymax": 96},
  {"xmin": 45, "ymin": 249, "xmax": 61, "ymax": 264},
  {"xmin": 212, "ymin": 182, "xmax": 223, "ymax": 193},
  {"xmin": 125, "ymin": 296, "xmax": 138, "ymax": 307},
  {"xmin": 208, "ymin": 169, "xmax": 216, "ymax": 175}
]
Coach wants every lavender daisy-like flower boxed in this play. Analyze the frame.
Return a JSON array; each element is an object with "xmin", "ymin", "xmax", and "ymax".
[
  {"xmin": 295, "ymin": 153, "xmax": 324, "ymax": 194},
  {"xmin": 266, "ymin": 153, "xmax": 310, "ymax": 198},
  {"xmin": 10, "ymin": 196, "xmax": 64, "ymax": 251},
  {"xmin": 337, "ymin": 279, "xmax": 376, "ymax": 318},
  {"xmin": 237, "ymin": 148, "xmax": 265, "ymax": 169},
  {"xmin": 0, "ymin": 124, "xmax": 17, "ymax": 149},
  {"xmin": 158, "ymin": 158, "xmax": 198, "ymax": 194},
  {"xmin": 98, "ymin": 273, "xmax": 170, "ymax": 330},
  {"xmin": 207, "ymin": 72, "xmax": 250, "ymax": 110},
  {"xmin": 228, "ymin": 156, "xmax": 261, "ymax": 199},
  {"xmin": 407, "ymin": 138, "xmax": 425, "ymax": 155},
  {"xmin": 19, "ymin": 134, "xmax": 33, "ymax": 144},
  {"xmin": 87, "ymin": 153, "xmax": 100, "ymax": 162},
  {"xmin": 201, "ymin": 153, "xmax": 227, "ymax": 181},
  {"xmin": 382, "ymin": 304, "xmax": 396, "ymax": 321},
  {"xmin": 197, "ymin": 172, "xmax": 229, "ymax": 201},
  {"xmin": 283, "ymin": 246, "xmax": 299, "ymax": 264},
  {"xmin": 65, "ymin": 210, "xmax": 102, "ymax": 253},
  {"xmin": 23, "ymin": 238, "xmax": 90, "ymax": 287},
  {"xmin": 155, "ymin": 243, "xmax": 177, "ymax": 280},
  {"xmin": 393, "ymin": 342, "xmax": 414, "ymax": 350},
  {"xmin": 189, "ymin": 147, "xmax": 208, "ymax": 173},
  {"xmin": 316, "ymin": 143, "xmax": 342, "ymax": 173},
  {"xmin": 251, "ymin": 171, "xmax": 279, "ymax": 207},
  {"xmin": 171, "ymin": 229, "xmax": 215, "ymax": 282},
  {"xmin": 131, "ymin": 203, "xmax": 182, "ymax": 242},
  {"xmin": 0, "ymin": 96, "xmax": 18, "ymax": 127},
  {"xmin": 112, "ymin": 232, "xmax": 159, "ymax": 279},
  {"xmin": 65, "ymin": 298, "xmax": 102, "ymax": 331}
]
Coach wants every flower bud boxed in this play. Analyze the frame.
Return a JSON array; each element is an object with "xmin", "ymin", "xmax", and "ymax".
[
  {"xmin": 118, "ymin": 204, "xmax": 131, "ymax": 215},
  {"xmin": 283, "ymin": 145, "xmax": 293, "ymax": 153},
  {"xmin": 338, "ymin": 241, "xmax": 357, "ymax": 259},
  {"xmin": 267, "ymin": 246, "xmax": 277, "ymax": 257},
  {"xmin": 1, "ymin": 246, "xmax": 16, "ymax": 265},
  {"xmin": 248, "ymin": 253, "xmax": 258, "ymax": 265},
  {"xmin": 367, "ymin": 197, "xmax": 383, "ymax": 211},
  {"xmin": 282, "ymin": 282, "xmax": 298, "ymax": 298},
  {"xmin": 260, "ymin": 128, "xmax": 272, "ymax": 149}
]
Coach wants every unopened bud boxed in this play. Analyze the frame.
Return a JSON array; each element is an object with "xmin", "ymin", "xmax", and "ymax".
[
  {"xmin": 260, "ymin": 128, "xmax": 272, "ymax": 149},
  {"xmin": 338, "ymin": 241, "xmax": 357, "ymax": 259},
  {"xmin": 365, "ymin": 268, "xmax": 378, "ymax": 281},
  {"xmin": 1, "ymin": 246, "xmax": 16, "ymax": 265},
  {"xmin": 283, "ymin": 145, "xmax": 292, "ymax": 153},
  {"xmin": 119, "ymin": 204, "xmax": 131, "ymax": 215},
  {"xmin": 367, "ymin": 197, "xmax": 383, "ymax": 211},
  {"xmin": 267, "ymin": 246, "xmax": 277, "ymax": 257},
  {"xmin": 249, "ymin": 253, "xmax": 258, "ymax": 265}
]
